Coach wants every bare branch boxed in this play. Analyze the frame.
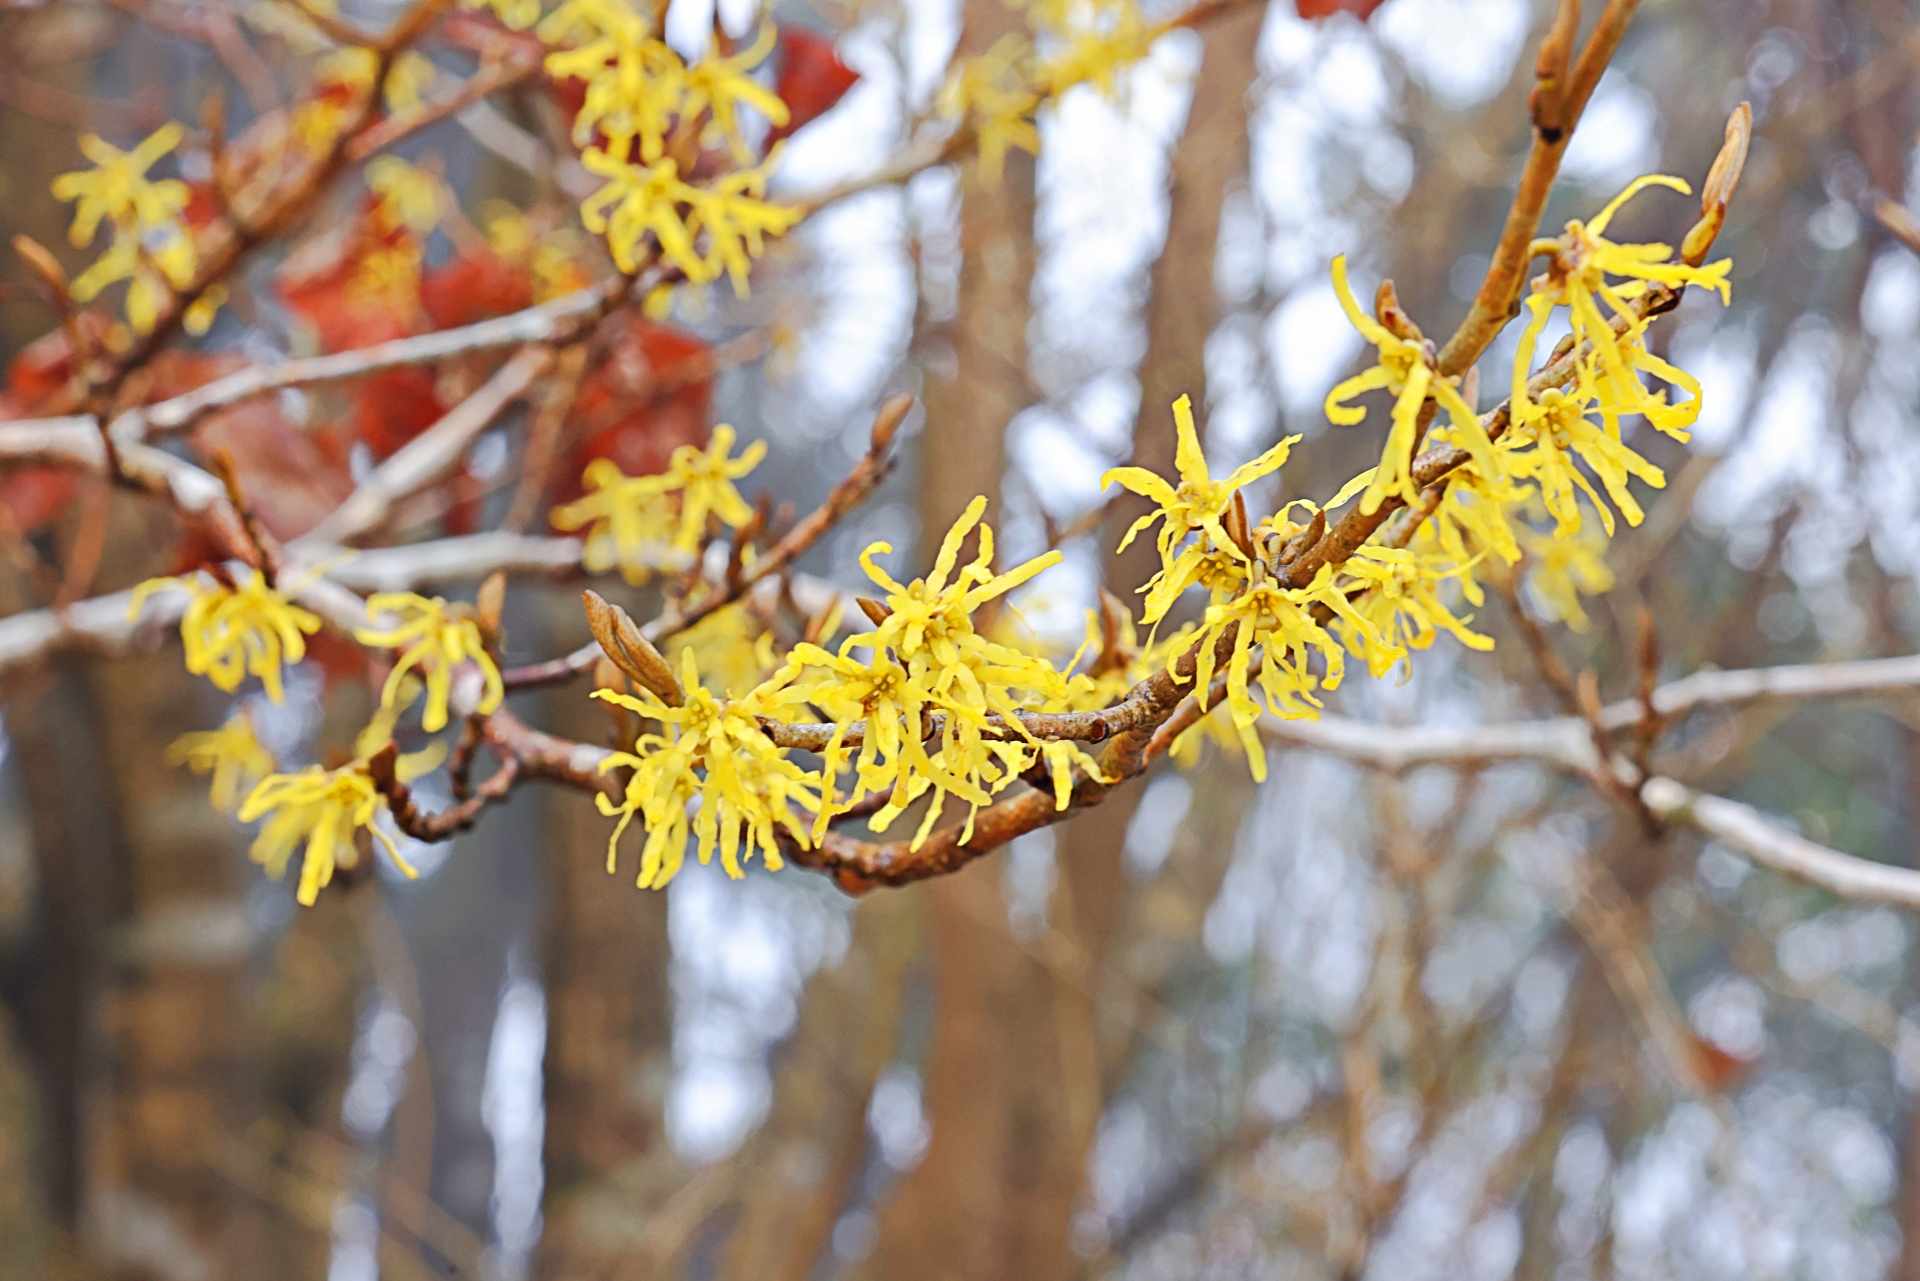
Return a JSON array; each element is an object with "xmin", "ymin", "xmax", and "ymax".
[
  {"xmin": 105, "ymin": 281, "xmax": 624, "ymax": 444},
  {"xmin": 1435, "ymin": 0, "xmax": 1645, "ymax": 375},
  {"xmin": 290, "ymin": 345, "xmax": 554, "ymax": 550},
  {"xmin": 1640, "ymin": 777, "xmax": 1920, "ymax": 909}
]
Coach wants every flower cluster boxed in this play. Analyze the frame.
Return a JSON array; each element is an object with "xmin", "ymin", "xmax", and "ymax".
[
  {"xmin": 594, "ymin": 651, "xmax": 817, "ymax": 886},
  {"xmin": 130, "ymin": 568, "xmax": 322, "ymax": 703},
  {"xmin": 149, "ymin": 165, "xmax": 1728, "ymax": 909},
  {"xmin": 551, "ymin": 424, "xmax": 767, "ymax": 580},
  {"xmin": 939, "ymin": 0, "xmax": 1156, "ymax": 180},
  {"xmin": 539, "ymin": 0, "xmax": 799, "ymax": 288},
  {"xmin": 355, "ymin": 592, "xmax": 505, "ymax": 734},
  {"xmin": 760, "ymin": 498, "xmax": 1076, "ymax": 847},
  {"xmin": 51, "ymin": 124, "xmax": 219, "ymax": 335},
  {"xmin": 169, "ymin": 713, "xmax": 277, "ymax": 815}
]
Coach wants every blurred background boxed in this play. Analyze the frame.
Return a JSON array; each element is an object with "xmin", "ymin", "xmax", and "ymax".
[{"xmin": 3, "ymin": 0, "xmax": 1920, "ymax": 1277}]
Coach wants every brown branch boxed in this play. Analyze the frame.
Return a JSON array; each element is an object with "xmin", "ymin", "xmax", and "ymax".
[
  {"xmin": 344, "ymin": 49, "xmax": 543, "ymax": 163},
  {"xmin": 1435, "ymin": 0, "xmax": 1643, "ymax": 376},
  {"xmin": 86, "ymin": 0, "xmax": 459, "ymax": 408},
  {"xmin": 499, "ymin": 395, "xmax": 912, "ymax": 690},
  {"xmin": 368, "ymin": 741, "xmax": 520, "ymax": 840},
  {"xmin": 290, "ymin": 345, "xmax": 555, "ymax": 550}
]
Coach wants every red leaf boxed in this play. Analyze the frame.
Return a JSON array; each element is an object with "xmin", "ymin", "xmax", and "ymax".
[
  {"xmin": 556, "ymin": 317, "xmax": 714, "ymax": 504},
  {"xmin": 0, "ymin": 471, "xmax": 77, "ymax": 535},
  {"xmin": 351, "ymin": 367, "xmax": 448, "ymax": 461},
  {"xmin": 421, "ymin": 250, "xmax": 536, "ymax": 331},
  {"xmin": 768, "ymin": 27, "xmax": 860, "ymax": 146},
  {"xmin": 1295, "ymin": 0, "xmax": 1386, "ymax": 17},
  {"xmin": 193, "ymin": 398, "xmax": 354, "ymax": 542}
]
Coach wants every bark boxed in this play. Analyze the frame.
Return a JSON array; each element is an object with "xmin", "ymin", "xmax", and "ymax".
[
  {"xmin": 713, "ymin": 890, "xmax": 920, "ymax": 1281},
  {"xmin": 534, "ymin": 673, "xmax": 677, "ymax": 1279},
  {"xmin": 79, "ymin": 499, "xmax": 262, "ymax": 1279},
  {"xmin": 1030, "ymin": 9, "xmax": 1266, "ymax": 1263},
  {"xmin": 860, "ymin": 0, "xmax": 1052, "ymax": 1270},
  {"xmin": 861, "ymin": 857, "xmax": 1092, "ymax": 1281},
  {"xmin": 913, "ymin": 0, "xmax": 1035, "ymax": 553}
]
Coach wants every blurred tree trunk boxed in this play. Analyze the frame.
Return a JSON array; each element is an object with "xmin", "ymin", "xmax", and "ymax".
[
  {"xmin": 1033, "ymin": 4, "xmax": 1266, "ymax": 1259},
  {"xmin": 79, "ymin": 499, "xmax": 262, "ymax": 1279},
  {"xmin": 713, "ymin": 890, "xmax": 919, "ymax": 1281},
  {"xmin": 534, "ymin": 680, "xmax": 676, "ymax": 1279},
  {"xmin": 0, "ymin": 1003, "xmax": 49, "ymax": 1276},
  {"xmin": 860, "ymin": 0, "xmax": 1051, "ymax": 1272},
  {"xmin": 913, "ymin": 0, "xmax": 1034, "ymax": 551}
]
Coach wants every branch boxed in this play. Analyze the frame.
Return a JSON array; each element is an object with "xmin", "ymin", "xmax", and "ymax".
[
  {"xmin": 103, "ymin": 279, "xmax": 625, "ymax": 444},
  {"xmin": 90, "ymin": 0, "xmax": 460, "ymax": 402},
  {"xmin": 1599, "ymin": 652, "xmax": 1920, "ymax": 729},
  {"xmin": 289, "ymin": 345, "xmax": 554, "ymax": 551},
  {"xmin": 1640, "ymin": 777, "xmax": 1920, "ymax": 909},
  {"xmin": 1249, "ymin": 710, "xmax": 1920, "ymax": 912},
  {"xmin": 1435, "ymin": 0, "xmax": 1644, "ymax": 375},
  {"xmin": 368, "ymin": 741, "xmax": 520, "ymax": 839},
  {"xmin": 499, "ymin": 395, "xmax": 912, "ymax": 689}
]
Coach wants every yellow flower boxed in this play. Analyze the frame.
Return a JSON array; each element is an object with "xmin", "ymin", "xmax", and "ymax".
[
  {"xmin": 542, "ymin": 0, "xmax": 681, "ymax": 159},
  {"xmin": 1516, "ymin": 174, "xmax": 1731, "ymax": 441},
  {"xmin": 53, "ymin": 124, "xmax": 201, "ymax": 333},
  {"xmin": 1035, "ymin": 8, "xmax": 1152, "ymax": 97},
  {"xmin": 1337, "ymin": 545, "xmax": 1493, "ymax": 679},
  {"xmin": 1326, "ymin": 255, "xmax": 1496, "ymax": 515},
  {"xmin": 1035, "ymin": 738, "xmax": 1111, "ymax": 811},
  {"xmin": 51, "ymin": 124, "xmax": 190, "ymax": 249},
  {"xmin": 682, "ymin": 25, "xmax": 792, "ymax": 162},
  {"xmin": 555, "ymin": 425, "xmax": 763, "ymax": 561},
  {"xmin": 1500, "ymin": 384, "xmax": 1664, "ymax": 537},
  {"xmin": 349, "ymin": 242, "xmax": 424, "ymax": 301},
  {"xmin": 1517, "ymin": 519, "xmax": 1614, "ymax": 632},
  {"xmin": 354, "ymin": 699, "xmax": 452, "ymax": 778},
  {"xmin": 354, "ymin": 593, "xmax": 504, "ymax": 733},
  {"xmin": 579, "ymin": 144, "xmax": 704, "ymax": 276},
  {"xmin": 844, "ymin": 499, "xmax": 1076, "ymax": 844},
  {"xmin": 755, "ymin": 643, "xmax": 946, "ymax": 838},
  {"xmin": 169, "ymin": 713, "xmax": 277, "ymax": 814},
  {"xmin": 67, "ymin": 233, "xmax": 196, "ymax": 334},
  {"xmin": 940, "ymin": 35, "xmax": 1041, "ymax": 183},
  {"xmin": 1101, "ymin": 394, "xmax": 1298, "ymax": 624},
  {"xmin": 652, "ymin": 424, "xmax": 767, "ymax": 550},
  {"xmin": 184, "ymin": 284, "xmax": 228, "ymax": 335},
  {"xmin": 551, "ymin": 459, "xmax": 685, "ymax": 583},
  {"xmin": 1187, "ymin": 567, "xmax": 1377, "ymax": 781},
  {"xmin": 365, "ymin": 155, "xmax": 443, "ymax": 235},
  {"xmin": 670, "ymin": 604, "xmax": 777, "ymax": 699},
  {"xmin": 130, "ymin": 569, "xmax": 322, "ymax": 703},
  {"xmin": 1404, "ymin": 464, "xmax": 1521, "ymax": 610},
  {"xmin": 239, "ymin": 764, "xmax": 412, "ymax": 905},
  {"xmin": 686, "ymin": 162, "xmax": 802, "ymax": 297},
  {"xmin": 593, "ymin": 651, "xmax": 819, "ymax": 886}
]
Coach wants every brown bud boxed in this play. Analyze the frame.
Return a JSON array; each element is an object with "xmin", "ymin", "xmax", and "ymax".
[
  {"xmin": 475, "ymin": 571, "xmax": 506, "ymax": 642},
  {"xmin": 582, "ymin": 589, "xmax": 683, "ymax": 705},
  {"xmin": 1682, "ymin": 102, "xmax": 1751, "ymax": 266},
  {"xmin": 856, "ymin": 597, "xmax": 892, "ymax": 626},
  {"xmin": 870, "ymin": 393, "xmax": 914, "ymax": 455},
  {"xmin": 12, "ymin": 235, "xmax": 68, "ymax": 295},
  {"xmin": 1528, "ymin": 0, "xmax": 1579, "ymax": 142}
]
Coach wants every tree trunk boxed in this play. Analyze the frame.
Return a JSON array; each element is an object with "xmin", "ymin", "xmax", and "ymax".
[
  {"xmin": 713, "ymin": 889, "xmax": 920, "ymax": 1281},
  {"xmin": 80, "ymin": 499, "xmax": 263, "ymax": 1280},
  {"xmin": 534, "ymin": 678, "xmax": 677, "ymax": 1279}
]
